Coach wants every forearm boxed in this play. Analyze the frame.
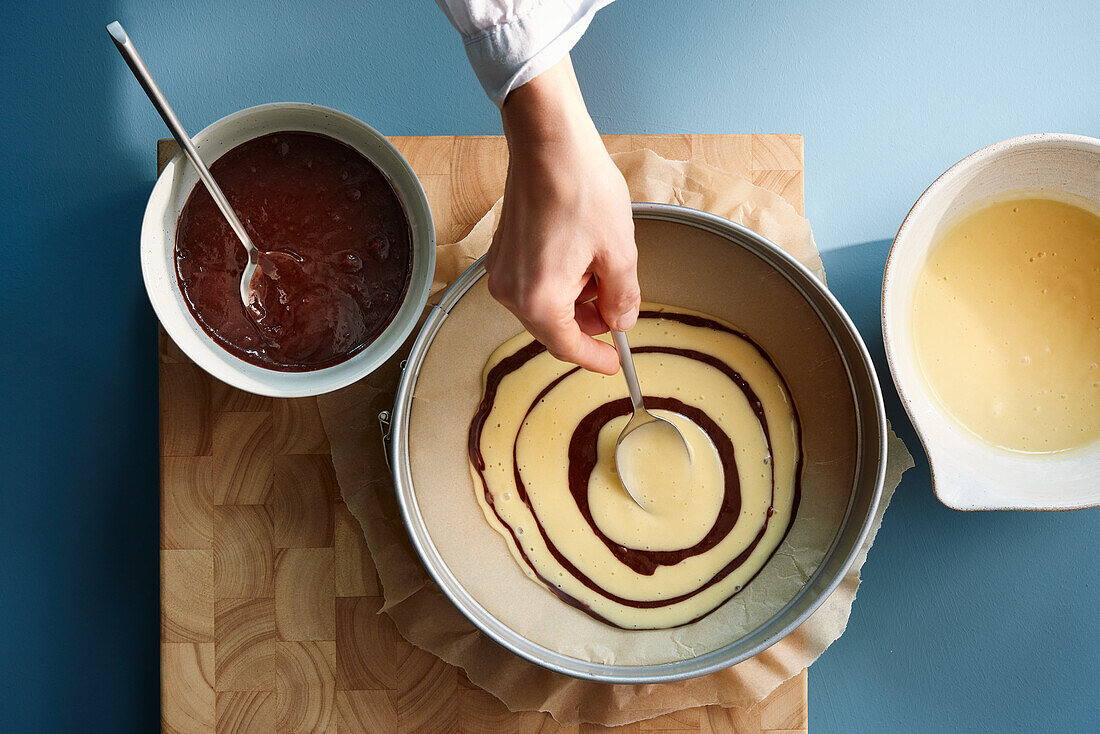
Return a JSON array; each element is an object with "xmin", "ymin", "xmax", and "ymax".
[
  {"xmin": 501, "ymin": 55, "xmax": 599, "ymax": 151},
  {"xmin": 437, "ymin": 3, "xmax": 633, "ymax": 373}
]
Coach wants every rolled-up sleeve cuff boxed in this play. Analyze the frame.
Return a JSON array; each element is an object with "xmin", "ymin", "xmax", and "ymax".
[{"xmin": 463, "ymin": 0, "xmax": 613, "ymax": 108}]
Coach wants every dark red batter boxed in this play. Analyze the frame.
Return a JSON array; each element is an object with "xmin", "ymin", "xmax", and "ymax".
[{"xmin": 175, "ymin": 131, "xmax": 413, "ymax": 371}]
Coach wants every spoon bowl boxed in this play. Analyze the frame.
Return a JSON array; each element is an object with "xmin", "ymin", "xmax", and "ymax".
[
  {"xmin": 610, "ymin": 330, "xmax": 693, "ymax": 509},
  {"xmin": 614, "ymin": 410, "xmax": 694, "ymax": 510}
]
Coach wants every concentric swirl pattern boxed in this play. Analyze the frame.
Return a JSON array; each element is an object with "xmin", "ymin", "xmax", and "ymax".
[{"xmin": 469, "ymin": 307, "xmax": 802, "ymax": 629}]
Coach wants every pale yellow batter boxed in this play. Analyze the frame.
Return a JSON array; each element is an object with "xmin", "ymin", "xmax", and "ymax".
[
  {"xmin": 469, "ymin": 306, "xmax": 801, "ymax": 629},
  {"xmin": 912, "ymin": 195, "xmax": 1100, "ymax": 453},
  {"xmin": 599, "ymin": 415, "xmax": 718, "ymax": 548}
]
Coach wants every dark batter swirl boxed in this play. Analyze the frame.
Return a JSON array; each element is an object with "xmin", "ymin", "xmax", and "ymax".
[{"xmin": 469, "ymin": 310, "xmax": 803, "ymax": 629}]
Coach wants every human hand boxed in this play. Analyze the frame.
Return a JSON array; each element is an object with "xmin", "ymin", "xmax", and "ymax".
[{"xmin": 486, "ymin": 56, "xmax": 639, "ymax": 375}]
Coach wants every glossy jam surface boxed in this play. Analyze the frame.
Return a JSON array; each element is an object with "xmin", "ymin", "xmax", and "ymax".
[
  {"xmin": 912, "ymin": 196, "xmax": 1100, "ymax": 452},
  {"xmin": 175, "ymin": 131, "xmax": 412, "ymax": 371}
]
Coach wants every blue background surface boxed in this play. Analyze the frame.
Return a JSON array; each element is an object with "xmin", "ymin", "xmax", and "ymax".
[{"xmin": 1, "ymin": 1, "xmax": 1096, "ymax": 731}]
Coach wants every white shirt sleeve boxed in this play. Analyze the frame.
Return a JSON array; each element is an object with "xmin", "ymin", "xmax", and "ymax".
[{"xmin": 435, "ymin": 0, "xmax": 614, "ymax": 108}]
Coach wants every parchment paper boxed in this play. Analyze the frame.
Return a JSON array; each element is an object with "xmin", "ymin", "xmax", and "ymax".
[{"xmin": 318, "ymin": 150, "xmax": 914, "ymax": 726}]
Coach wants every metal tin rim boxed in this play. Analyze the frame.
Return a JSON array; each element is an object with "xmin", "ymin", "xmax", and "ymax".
[{"xmin": 392, "ymin": 202, "xmax": 887, "ymax": 683}]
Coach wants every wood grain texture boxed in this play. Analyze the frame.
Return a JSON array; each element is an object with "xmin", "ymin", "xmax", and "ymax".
[
  {"xmin": 334, "ymin": 502, "xmax": 379, "ymax": 598},
  {"xmin": 277, "ymin": 641, "xmax": 337, "ymax": 733},
  {"xmin": 336, "ymin": 690, "xmax": 397, "ymax": 733},
  {"xmin": 271, "ymin": 455, "xmax": 336, "ymax": 549},
  {"xmin": 397, "ymin": 644, "xmax": 459, "ymax": 733},
  {"xmin": 212, "ymin": 413, "xmax": 273, "ymax": 505},
  {"xmin": 273, "ymin": 398, "xmax": 330, "ymax": 456},
  {"xmin": 214, "ymin": 506, "xmax": 274, "ymax": 599},
  {"xmin": 161, "ymin": 457, "xmax": 215, "ymax": 550},
  {"xmin": 335, "ymin": 597, "xmax": 398, "ymax": 691},
  {"xmin": 217, "ymin": 691, "xmax": 277, "ymax": 734},
  {"xmin": 275, "ymin": 548, "xmax": 336, "ymax": 642},
  {"xmin": 160, "ymin": 134, "xmax": 808, "ymax": 733},
  {"xmin": 163, "ymin": 643, "xmax": 216, "ymax": 734},
  {"xmin": 163, "ymin": 550, "xmax": 214, "ymax": 643},
  {"xmin": 214, "ymin": 598, "xmax": 276, "ymax": 692},
  {"xmin": 161, "ymin": 364, "xmax": 213, "ymax": 457}
]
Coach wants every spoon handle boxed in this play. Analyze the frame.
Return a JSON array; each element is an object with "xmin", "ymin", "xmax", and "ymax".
[
  {"xmin": 611, "ymin": 330, "xmax": 645, "ymax": 413},
  {"xmin": 106, "ymin": 21, "xmax": 257, "ymax": 260}
]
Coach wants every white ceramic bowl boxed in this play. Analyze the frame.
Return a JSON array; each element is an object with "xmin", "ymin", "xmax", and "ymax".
[
  {"xmin": 142, "ymin": 102, "xmax": 435, "ymax": 397},
  {"xmin": 883, "ymin": 133, "xmax": 1100, "ymax": 511}
]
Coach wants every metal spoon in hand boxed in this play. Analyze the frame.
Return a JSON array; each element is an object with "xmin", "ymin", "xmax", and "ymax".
[
  {"xmin": 107, "ymin": 21, "xmax": 260, "ymax": 307},
  {"xmin": 610, "ymin": 330, "xmax": 693, "ymax": 511}
]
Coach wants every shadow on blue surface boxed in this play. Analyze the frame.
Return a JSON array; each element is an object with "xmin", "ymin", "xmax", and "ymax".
[
  {"xmin": 0, "ymin": 3, "xmax": 158, "ymax": 732},
  {"xmin": 812, "ymin": 240, "xmax": 1098, "ymax": 732},
  {"xmin": 821, "ymin": 239, "xmax": 927, "ymax": 466}
]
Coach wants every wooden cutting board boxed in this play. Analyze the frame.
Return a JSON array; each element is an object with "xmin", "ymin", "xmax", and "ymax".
[{"xmin": 159, "ymin": 133, "xmax": 809, "ymax": 734}]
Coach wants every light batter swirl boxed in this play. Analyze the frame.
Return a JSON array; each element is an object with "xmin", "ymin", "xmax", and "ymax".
[{"xmin": 468, "ymin": 306, "xmax": 802, "ymax": 629}]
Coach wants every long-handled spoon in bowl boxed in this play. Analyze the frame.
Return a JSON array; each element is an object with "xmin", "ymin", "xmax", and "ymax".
[
  {"xmin": 610, "ymin": 330, "xmax": 693, "ymax": 511},
  {"xmin": 107, "ymin": 21, "xmax": 259, "ymax": 307}
]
